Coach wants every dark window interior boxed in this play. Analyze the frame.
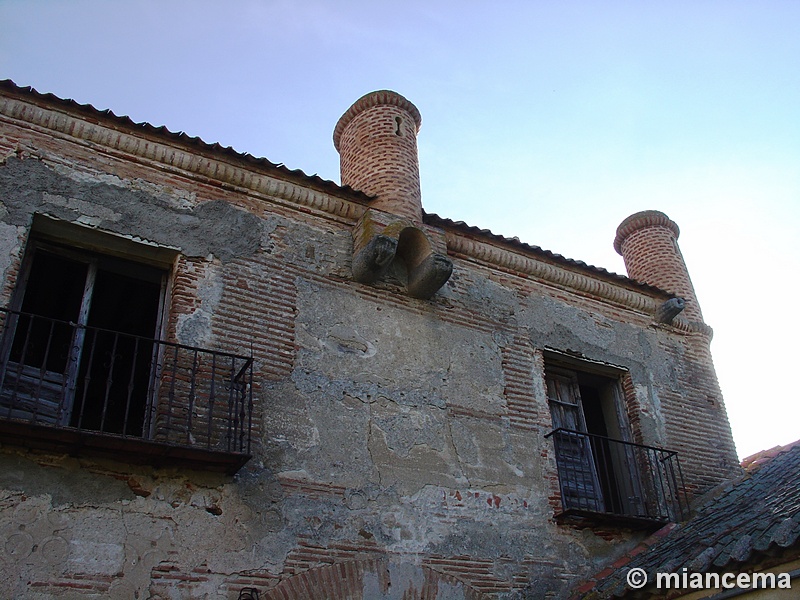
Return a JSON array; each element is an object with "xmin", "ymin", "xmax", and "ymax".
[
  {"xmin": 577, "ymin": 378, "xmax": 625, "ymax": 514},
  {"xmin": 546, "ymin": 363, "xmax": 639, "ymax": 517},
  {"xmin": 5, "ymin": 246, "xmax": 164, "ymax": 436},
  {"xmin": 73, "ymin": 267, "xmax": 161, "ymax": 435},
  {"xmin": 12, "ymin": 253, "xmax": 87, "ymax": 373},
  {"xmin": 579, "ymin": 385, "xmax": 608, "ymax": 436},
  {"xmin": 19, "ymin": 252, "xmax": 87, "ymax": 320}
]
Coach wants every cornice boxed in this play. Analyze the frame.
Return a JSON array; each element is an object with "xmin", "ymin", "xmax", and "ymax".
[
  {"xmin": 0, "ymin": 90, "xmax": 711, "ymax": 336},
  {"xmin": 446, "ymin": 231, "xmax": 659, "ymax": 313},
  {"xmin": 449, "ymin": 231, "xmax": 713, "ymax": 336},
  {"xmin": 0, "ymin": 94, "xmax": 369, "ymax": 224}
]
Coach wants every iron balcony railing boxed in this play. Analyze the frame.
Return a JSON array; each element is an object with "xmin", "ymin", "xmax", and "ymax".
[
  {"xmin": 0, "ymin": 307, "xmax": 253, "ymax": 459},
  {"xmin": 545, "ymin": 428, "xmax": 688, "ymax": 524}
]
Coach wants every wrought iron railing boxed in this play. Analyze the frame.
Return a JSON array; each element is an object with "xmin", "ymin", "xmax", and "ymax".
[
  {"xmin": 545, "ymin": 428, "xmax": 688, "ymax": 523},
  {"xmin": 0, "ymin": 308, "xmax": 253, "ymax": 457}
]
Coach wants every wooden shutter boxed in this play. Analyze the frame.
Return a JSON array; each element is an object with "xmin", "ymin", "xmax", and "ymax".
[{"xmin": 546, "ymin": 370, "xmax": 605, "ymax": 512}]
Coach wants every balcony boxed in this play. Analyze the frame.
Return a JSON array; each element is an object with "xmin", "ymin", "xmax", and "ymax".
[
  {"xmin": 546, "ymin": 428, "xmax": 688, "ymax": 526},
  {"xmin": 0, "ymin": 308, "xmax": 253, "ymax": 474}
]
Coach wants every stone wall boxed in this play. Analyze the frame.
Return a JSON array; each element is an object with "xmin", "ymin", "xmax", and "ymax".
[{"xmin": 0, "ymin": 83, "xmax": 740, "ymax": 598}]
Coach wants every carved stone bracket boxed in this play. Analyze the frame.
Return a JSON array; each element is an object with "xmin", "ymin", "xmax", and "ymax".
[
  {"xmin": 656, "ymin": 297, "xmax": 686, "ymax": 324},
  {"xmin": 352, "ymin": 210, "xmax": 453, "ymax": 299}
]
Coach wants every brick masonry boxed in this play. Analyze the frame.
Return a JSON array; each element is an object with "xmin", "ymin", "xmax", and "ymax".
[
  {"xmin": 0, "ymin": 82, "xmax": 742, "ymax": 598},
  {"xmin": 334, "ymin": 90, "xmax": 424, "ymax": 224},
  {"xmin": 614, "ymin": 210, "xmax": 704, "ymax": 323}
]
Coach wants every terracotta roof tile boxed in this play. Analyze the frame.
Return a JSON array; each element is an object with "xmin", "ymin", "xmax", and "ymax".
[
  {"xmin": 2, "ymin": 79, "xmax": 671, "ymax": 299},
  {"xmin": 576, "ymin": 442, "xmax": 800, "ymax": 598},
  {"xmin": 0, "ymin": 79, "xmax": 370, "ymax": 203}
]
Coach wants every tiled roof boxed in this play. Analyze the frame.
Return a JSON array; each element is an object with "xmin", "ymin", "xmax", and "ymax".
[
  {"xmin": 575, "ymin": 442, "xmax": 800, "ymax": 598},
  {"xmin": 423, "ymin": 213, "xmax": 670, "ymax": 295},
  {"xmin": 2, "ymin": 79, "xmax": 668, "ymax": 299},
  {"xmin": 0, "ymin": 79, "xmax": 370, "ymax": 203}
]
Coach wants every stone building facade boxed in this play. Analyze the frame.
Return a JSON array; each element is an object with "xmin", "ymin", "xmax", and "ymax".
[{"xmin": 0, "ymin": 81, "xmax": 740, "ymax": 598}]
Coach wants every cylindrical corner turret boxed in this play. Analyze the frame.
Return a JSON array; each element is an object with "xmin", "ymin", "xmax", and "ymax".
[
  {"xmin": 334, "ymin": 90, "xmax": 423, "ymax": 223},
  {"xmin": 614, "ymin": 210, "xmax": 704, "ymax": 323}
]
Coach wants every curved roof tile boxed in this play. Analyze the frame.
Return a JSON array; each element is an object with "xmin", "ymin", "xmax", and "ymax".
[
  {"xmin": 577, "ymin": 442, "xmax": 800, "ymax": 598},
  {"xmin": 3, "ymin": 79, "xmax": 667, "ymax": 298}
]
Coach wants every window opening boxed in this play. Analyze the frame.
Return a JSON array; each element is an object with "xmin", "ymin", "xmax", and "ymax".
[
  {"xmin": 0, "ymin": 218, "xmax": 254, "ymax": 471},
  {"xmin": 1, "ymin": 243, "xmax": 166, "ymax": 436},
  {"xmin": 546, "ymin": 362, "xmax": 647, "ymax": 519},
  {"xmin": 546, "ymin": 369, "xmax": 606, "ymax": 512}
]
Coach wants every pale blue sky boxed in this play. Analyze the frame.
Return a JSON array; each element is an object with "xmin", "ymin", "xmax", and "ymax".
[{"xmin": 1, "ymin": 0, "xmax": 798, "ymax": 458}]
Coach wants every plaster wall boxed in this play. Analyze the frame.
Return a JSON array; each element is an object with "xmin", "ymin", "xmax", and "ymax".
[{"xmin": 0, "ymin": 98, "xmax": 739, "ymax": 598}]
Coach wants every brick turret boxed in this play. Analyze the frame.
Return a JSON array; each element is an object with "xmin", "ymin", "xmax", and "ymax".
[
  {"xmin": 614, "ymin": 210, "xmax": 704, "ymax": 324},
  {"xmin": 333, "ymin": 90, "xmax": 423, "ymax": 224},
  {"xmin": 615, "ymin": 210, "xmax": 740, "ymax": 491}
]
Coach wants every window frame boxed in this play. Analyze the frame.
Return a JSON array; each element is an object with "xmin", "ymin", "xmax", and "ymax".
[
  {"xmin": 543, "ymin": 350, "xmax": 651, "ymax": 523},
  {"xmin": 3, "ymin": 242, "xmax": 169, "ymax": 432},
  {"xmin": 0, "ymin": 216, "xmax": 253, "ymax": 473}
]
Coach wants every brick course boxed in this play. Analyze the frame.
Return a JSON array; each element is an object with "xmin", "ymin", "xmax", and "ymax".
[
  {"xmin": 334, "ymin": 90, "xmax": 423, "ymax": 224},
  {"xmin": 614, "ymin": 210, "xmax": 704, "ymax": 323},
  {"xmin": 0, "ymin": 82, "xmax": 743, "ymax": 599}
]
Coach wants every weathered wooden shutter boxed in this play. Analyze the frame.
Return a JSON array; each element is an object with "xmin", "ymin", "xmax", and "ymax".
[
  {"xmin": 0, "ymin": 250, "xmax": 89, "ymax": 425},
  {"xmin": 546, "ymin": 370, "xmax": 605, "ymax": 512}
]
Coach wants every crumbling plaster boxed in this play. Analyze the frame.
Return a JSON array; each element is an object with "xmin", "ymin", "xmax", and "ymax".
[
  {"xmin": 517, "ymin": 292, "xmax": 683, "ymax": 439},
  {"xmin": 0, "ymin": 450, "xmax": 301, "ymax": 598},
  {"xmin": 0, "ymin": 154, "xmax": 699, "ymax": 598},
  {"xmin": 0, "ymin": 158, "xmax": 263, "ymax": 264}
]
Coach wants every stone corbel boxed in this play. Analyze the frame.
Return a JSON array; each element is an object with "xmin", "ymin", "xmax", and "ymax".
[
  {"xmin": 656, "ymin": 297, "xmax": 686, "ymax": 324},
  {"xmin": 352, "ymin": 210, "xmax": 453, "ymax": 299}
]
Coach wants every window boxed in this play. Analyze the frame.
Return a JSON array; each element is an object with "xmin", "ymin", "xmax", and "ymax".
[
  {"xmin": 1, "ymin": 240, "xmax": 166, "ymax": 436},
  {"xmin": 0, "ymin": 217, "xmax": 254, "ymax": 473},
  {"xmin": 544, "ymin": 351, "xmax": 686, "ymax": 524}
]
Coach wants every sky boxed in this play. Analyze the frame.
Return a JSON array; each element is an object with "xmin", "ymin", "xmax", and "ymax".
[{"xmin": 1, "ymin": 0, "xmax": 798, "ymax": 459}]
